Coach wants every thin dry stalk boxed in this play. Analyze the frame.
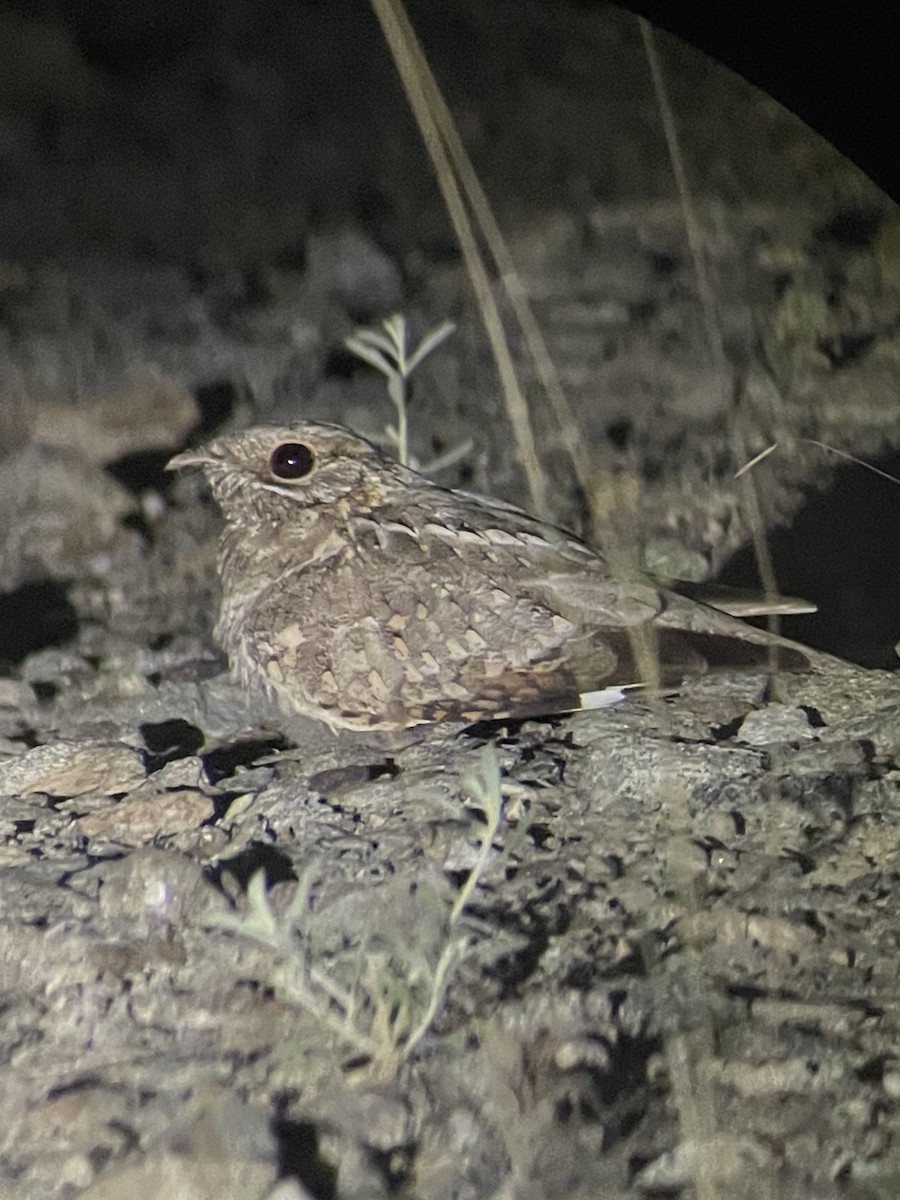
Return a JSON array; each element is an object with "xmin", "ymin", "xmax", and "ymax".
[
  {"xmin": 641, "ymin": 17, "xmax": 786, "ymax": 660},
  {"xmin": 639, "ymin": 18, "xmax": 724, "ymax": 366},
  {"xmin": 369, "ymin": 0, "xmax": 549, "ymax": 516}
]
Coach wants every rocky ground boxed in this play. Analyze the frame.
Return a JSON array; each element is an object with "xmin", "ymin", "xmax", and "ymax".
[{"xmin": 0, "ymin": 3, "xmax": 899, "ymax": 1198}]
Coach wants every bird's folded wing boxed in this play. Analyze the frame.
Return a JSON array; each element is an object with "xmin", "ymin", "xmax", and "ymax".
[{"xmin": 668, "ymin": 580, "xmax": 817, "ymax": 617}]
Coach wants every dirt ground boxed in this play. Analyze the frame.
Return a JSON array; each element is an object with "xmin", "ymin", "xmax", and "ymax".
[{"xmin": 1, "ymin": 3, "xmax": 900, "ymax": 1198}]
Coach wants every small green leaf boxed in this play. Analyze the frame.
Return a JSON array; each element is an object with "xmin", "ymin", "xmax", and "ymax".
[
  {"xmin": 345, "ymin": 338, "xmax": 396, "ymax": 378},
  {"xmin": 407, "ymin": 320, "xmax": 456, "ymax": 374}
]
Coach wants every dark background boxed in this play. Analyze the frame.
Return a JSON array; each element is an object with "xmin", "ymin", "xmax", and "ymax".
[
  {"xmin": 618, "ymin": 1, "xmax": 900, "ymax": 664},
  {"xmin": 620, "ymin": 1, "xmax": 898, "ymax": 203}
]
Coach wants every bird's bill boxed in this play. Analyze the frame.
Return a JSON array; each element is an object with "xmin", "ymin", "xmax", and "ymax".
[{"xmin": 166, "ymin": 449, "xmax": 215, "ymax": 471}]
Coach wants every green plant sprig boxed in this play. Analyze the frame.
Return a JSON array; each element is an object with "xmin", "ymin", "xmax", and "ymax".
[{"xmin": 345, "ymin": 313, "xmax": 455, "ymax": 465}]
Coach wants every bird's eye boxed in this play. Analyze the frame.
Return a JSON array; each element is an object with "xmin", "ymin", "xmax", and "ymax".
[{"xmin": 269, "ymin": 442, "xmax": 316, "ymax": 481}]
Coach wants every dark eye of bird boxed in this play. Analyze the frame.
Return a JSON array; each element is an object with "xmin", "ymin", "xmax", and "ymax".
[{"xmin": 269, "ymin": 442, "xmax": 315, "ymax": 481}]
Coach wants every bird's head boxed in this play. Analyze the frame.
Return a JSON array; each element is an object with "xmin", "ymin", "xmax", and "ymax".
[{"xmin": 167, "ymin": 421, "xmax": 404, "ymax": 527}]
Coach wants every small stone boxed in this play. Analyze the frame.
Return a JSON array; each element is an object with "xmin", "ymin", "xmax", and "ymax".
[
  {"xmin": 737, "ymin": 704, "xmax": 817, "ymax": 745},
  {"xmin": 0, "ymin": 739, "xmax": 144, "ymax": 798}
]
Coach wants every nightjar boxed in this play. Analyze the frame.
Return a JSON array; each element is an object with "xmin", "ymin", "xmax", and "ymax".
[{"xmin": 167, "ymin": 421, "xmax": 815, "ymax": 732}]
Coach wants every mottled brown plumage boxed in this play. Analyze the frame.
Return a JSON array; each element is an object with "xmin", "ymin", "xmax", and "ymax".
[{"xmin": 168, "ymin": 421, "xmax": 813, "ymax": 731}]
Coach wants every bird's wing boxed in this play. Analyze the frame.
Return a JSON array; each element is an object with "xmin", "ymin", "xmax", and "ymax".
[
  {"xmin": 231, "ymin": 523, "xmax": 811, "ymax": 729},
  {"xmin": 667, "ymin": 580, "xmax": 817, "ymax": 617}
]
